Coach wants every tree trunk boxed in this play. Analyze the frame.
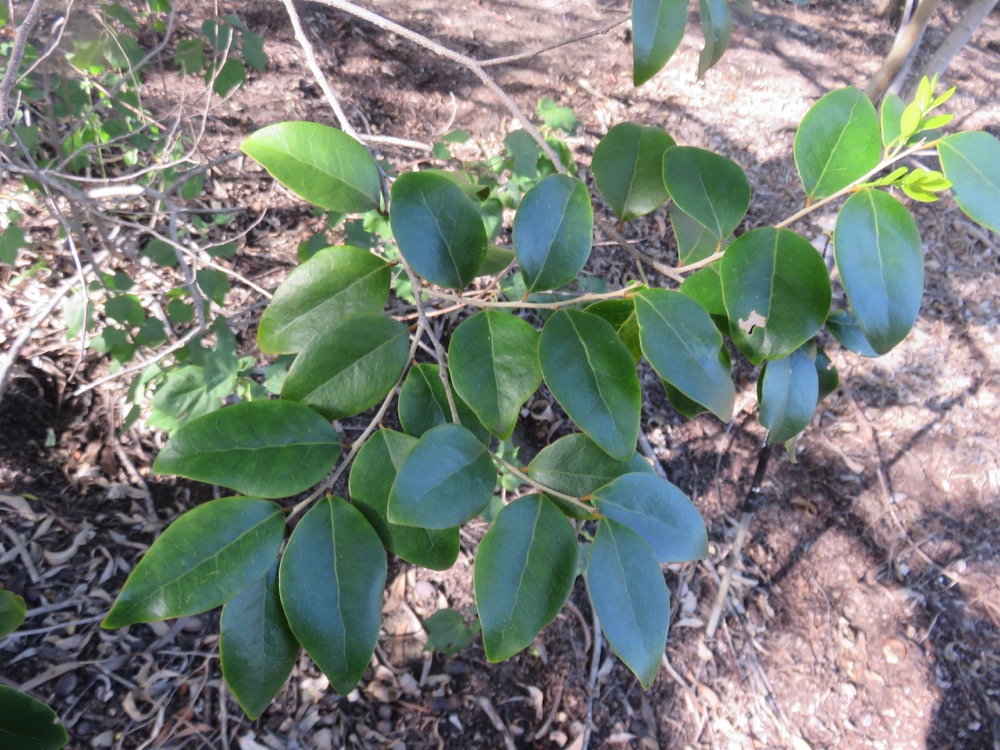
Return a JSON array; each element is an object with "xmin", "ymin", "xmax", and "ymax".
[{"xmin": 865, "ymin": 0, "xmax": 943, "ymax": 102}]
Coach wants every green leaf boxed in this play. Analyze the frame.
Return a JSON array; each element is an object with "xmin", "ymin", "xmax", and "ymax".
[
  {"xmin": 672, "ymin": 205, "xmax": 724, "ymax": 265},
  {"xmin": 449, "ymin": 311, "xmax": 541, "ymax": 439},
  {"xmin": 632, "ymin": 0, "xmax": 688, "ymax": 86},
  {"xmin": 880, "ymin": 93, "xmax": 905, "ymax": 148},
  {"xmin": 105, "ymin": 293, "xmax": 145, "ymax": 327},
  {"xmin": 794, "ymin": 87, "xmax": 881, "ymax": 200},
  {"xmin": 826, "ymin": 309, "xmax": 879, "ymax": 357},
  {"xmin": 0, "ymin": 222, "xmax": 25, "ymax": 265},
  {"xmin": 142, "ymin": 238, "xmax": 179, "ymax": 266},
  {"xmin": 697, "ymin": 0, "xmax": 734, "ymax": 78},
  {"xmin": 197, "ymin": 268, "xmax": 230, "ymax": 305},
  {"xmin": 211, "ymin": 58, "xmax": 246, "ymax": 97},
  {"xmin": 634, "ymin": 289, "xmax": 735, "ymax": 422},
  {"xmin": 662, "ymin": 147, "xmax": 750, "ymax": 241},
  {"xmin": 475, "ymin": 494, "xmax": 578, "ymax": 662},
  {"xmin": 390, "ymin": 171, "xmax": 488, "ymax": 288},
  {"xmin": 153, "ymin": 400, "xmax": 341, "ymax": 497},
  {"xmin": 242, "ymin": 30, "xmax": 268, "ymax": 72},
  {"xmin": 258, "ymin": 246, "xmax": 390, "ymax": 354},
  {"xmin": 527, "ymin": 433, "xmax": 653, "ymax": 499},
  {"xmin": 220, "ymin": 563, "xmax": 300, "ymax": 720},
  {"xmin": 814, "ymin": 347, "xmax": 839, "ymax": 403},
  {"xmin": 720, "ymin": 227, "xmax": 831, "ymax": 362},
  {"xmin": 387, "ymin": 424, "xmax": 497, "ymax": 529},
  {"xmin": 0, "ymin": 590, "xmax": 26, "ymax": 638},
  {"xmin": 938, "ymin": 131, "xmax": 1000, "ymax": 232},
  {"xmin": 679, "ymin": 262, "xmax": 726, "ymax": 318},
  {"xmin": 591, "ymin": 473, "xmax": 708, "ymax": 563},
  {"xmin": 396, "ymin": 364, "xmax": 491, "ymax": 444},
  {"xmin": 350, "ymin": 429, "xmax": 460, "ymax": 570},
  {"xmin": 592, "ymin": 123, "xmax": 675, "ymax": 222},
  {"xmin": 103, "ymin": 497, "xmax": 284, "ymax": 628},
  {"xmin": 281, "ymin": 313, "xmax": 409, "ymax": 420},
  {"xmin": 513, "ymin": 175, "xmax": 594, "ymax": 293},
  {"xmin": 834, "ymin": 189, "xmax": 923, "ymax": 354},
  {"xmin": 584, "ymin": 298, "xmax": 643, "ymax": 364},
  {"xmin": 0, "ymin": 685, "xmax": 69, "ymax": 750},
  {"xmin": 536, "ymin": 97, "xmax": 579, "ymax": 134},
  {"xmin": 538, "ymin": 310, "xmax": 641, "ymax": 461},
  {"xmin": 586, "ymin": 518, "xmax": 669, "ymax": 689},
  {"xmin": 423, "ymin": 609, "xmax": 479, "ymax": 657},
  {"xmin": 504, "ymin": 129, "xmax": 543, "ymax": 182},
  {"xmin": 103, "ymin": 2, "xmax": 139, "ymax": 29},
  {"xmin": 479, "ymin": 244, "xmax": 516, "ymax": 276},
  {"xmin": 241, "ymin": 122, "xmax": 381, "ymax": 213},
  {"xmin": 279, "ymin": 497, "xmax": 386, "ymax": 694},
  {"xmin": 758, "ymin": 347, "xmax": 818, "ymax": 444}
]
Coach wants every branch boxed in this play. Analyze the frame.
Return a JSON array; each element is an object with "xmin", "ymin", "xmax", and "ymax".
[
  {"xmin": 479, "ymin": 15, "xmax": 628, "ymax": 67},
  {"xmin": 0, "ymin": 0, "xmax": 45, "ymax": 127}
]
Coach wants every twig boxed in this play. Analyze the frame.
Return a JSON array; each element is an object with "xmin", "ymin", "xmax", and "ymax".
[
  {"xmin": 581, "ymin": 606, "xmax": 603, "ymax": 750},
  {"xmin": 479, "ymin": 15, "xmax": 629, "ymax": 67},
  {"xmin": 0, "ymin": 0, "xmax": 45, "ymax": 127},
  {"xmin": 425, "ymin": 285, "xmax": 639, "ymax": 310},
  {"xmin": 492, "ymin": 456, "xmax": 598, "ymax": 516}
]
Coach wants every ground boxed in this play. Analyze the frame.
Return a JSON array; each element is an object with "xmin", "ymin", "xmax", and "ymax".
[{"xmin": 1, "ymin": 0, "xmax": 998, "ymax": 749}]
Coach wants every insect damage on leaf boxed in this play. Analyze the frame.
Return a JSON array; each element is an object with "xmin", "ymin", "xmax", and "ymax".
[{"xmin": 738, "ymin": 310, "xmax": 767, "ymax": 334}]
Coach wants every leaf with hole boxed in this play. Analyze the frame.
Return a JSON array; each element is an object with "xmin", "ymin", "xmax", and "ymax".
[
  {"xmin": 662, "ymin": 147, "xmax": 749, "ymax": 242},
  {"xmin": 0, "ymin": 685, "xmax": 68, "ymax": 750},
  {"xmin": 938, "ymin": 131, "xmax": 1000, "ymax": 233},
  {"xmin": 632, "ymin": 0, "xmax": 688, "ymax": 85},
  {"xmin": 758, "ymin": 346, "xmax": 819, "ymax": 444},
  {"xmin": 593, "ymin": 123, "xmax": 675, "ymax": 222}
]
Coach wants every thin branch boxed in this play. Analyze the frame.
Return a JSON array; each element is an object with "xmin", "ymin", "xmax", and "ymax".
[
  {"xmin": 479, "ymin": 15, "xmax": 628, "ymax": 67},
  {"xmin": 0, "ymin": 0, "xmax": 45, "ymax": 127},
  {"xmin": 424, "ymin": 285, "xmax": 640, "ymax": 310},
  {"xmin": 492, "ymin": 456, "xmax": 598, "ymax": 516}
]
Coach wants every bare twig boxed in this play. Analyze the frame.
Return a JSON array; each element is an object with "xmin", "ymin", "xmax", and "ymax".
[
  {"xmin": 479, "ymin": 15, "xmax": 628, "ymax": 67},
  {"xmin": 0, "ymin": 0, "xmax": 45, "ymax": 127}
]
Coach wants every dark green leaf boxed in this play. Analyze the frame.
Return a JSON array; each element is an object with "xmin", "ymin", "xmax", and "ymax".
[
  {"xmin": 720, "ymin": 227, "xmax": 831, "ymax": 362},
  {"xmin": 584, "ymin": 298, "xmax": 643, "ymax": 364},
  {"xmin": 220, "ymin": 563, "xmax": 300, "ymax": 720},
  {"xmin": 0, "ymin": 685, "xmax": 68, "ymax": 750},
  {"xmin": 632, "ymin": 0, "xmax": 688, "ymax": 86},
  {"xmin": 663, "ymin": 380, "xmax": 709, "ymax": 419},
  {"xmin": 0, "ymin": 222, "xmax": 25, "ymax": 265},
  {"xmin": 758, "ymin": 347, "xmax": 818, "ymax": 444},
  {"xmin": 105, "ymin": 294, "xmax": 145, "ymax": 327},
  {"xmin": 794, "ymin": 87, "xmax": 881, "ymax": 200},
  {"xmin": 679, "ymin": 262, "xmax": 726, "ymax": 318},
  {"xmin": 513, "ymin": 175, "xmax": 594, "ymax": 293},
  {"xmin": 396, "ymin": 364, "xmax": 490, "ymax": 444},
  {"xmin": 449, "ymin": 311, "xmax": 541, "ymax": 439},
  {"xmin": 662, "ymin": 147, "xmax": 749, "ymax": 241},
  {"xmin": 242, "ymin": 30, "xmax": 268, "ymax": 73},
  {"xmin": 479, "ymin": 244, "xmax": 516, "ymax": 276},
  {"xmin": 423, "ymin": 609, "xmax": 478, "ymax": 657},
  {"xmin": 142, "ymin": 238, "xmax": 178, "ymax": 266},
  {"xmin": 350, "ymin": 429, "xmax": 460, "ymax": 570},
  {"xmin": 834, "ymin": 189, "xmax": 923, "ymax": 354},
  {"xmin": 387, "ymin": 424, "xmax": 497, "ymax": 529},
  {"xmin": 103, "ymin": 497, "xmax": 284, "ymax": 628},
  {"xmin": 586, "ymin": 518, "xmax": 669, "ymax": 689},
  {"xmin": 593, "ymin": 123, "xmax": 675, "ymax": 222},
  {"xmin": 697, "ymin": 0, "xmax": 733, "ymax": 78},
  {"xmin": 0, "ymin": 590, "xmax": 26, "ymax": 638},
  {"xmin": 241, "ymin": 122, "xmax": 381, "ymax": 213},
  {"xmin": 153, "ymin": 400, "xmax": 341, "ymax": 497},
  {"xmin": 211, "ymin": 58, "xmax": 246, "ymax": 97},
  {"xmin": 279, "ymin": 497, "xmax": 386, "ymax": 694},
  {"xmin": 282, "ymin": 313, "xmax": 409, "ymax": 420},
  {"xmin": 634, "ymin": 289, "xmax": 735, "ymax": 421},
  {"xmin": 938, "ymin": 131, "xmax": 1000, "ymax": 233},
  {"xmin": 826, "ymin": 309, "xmax": 879, "ymax": 357},
  {"xmin": 672, "ymin": 204, "xmax": 725, "ymax": 266},
  {"xmin": 592, "ymin": 473, "xmax": 707, "ymax": 563},
  {"xmin": 527, "ymin": 433, "xmax": 653, "ymax": 501},
  {"xmin": 539, "ymin": 310, "xmax": 641, "ymax": 461},
  {"xmin": 815, "ymin": 347, "xmax": 839, "ymax": 402},
  {"xmin": 197, "ymin": 268, "xmax": 230, "ymax": 305},
  {"xmin": 475, "ymin": 494, "xmax": 578, "ymax": 661}
]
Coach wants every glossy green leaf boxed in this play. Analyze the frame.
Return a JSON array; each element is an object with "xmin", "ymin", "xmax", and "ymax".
[
  {"xmin": 397, "ymin": 364, "xmax": 490, "ymax": 444},
  {"xmin": 721, "ymin": 227, "xmax": 831, "ymax": 362},
  {"xmin": 220, "ymin": 563, "xmax": 300, "ymax": 720},
  {"xmin": 662, "ymin": 147, "xmax": 750, "ymax": 241},
  {"xmin": 153, "ymin": 400, "xmax": 341, "ymax": 498},
  {"xmin": 387, "ymin": 424, "xmax": 497, "ymax": 529},
  {"xmin": 794, "ymin": 87, "xmax": 881, "ymax": 200},
  {"xmin": 593, "ymin": 123, "xmax": 675, "ymax": 222},
  {"xmin": 698, "ymin": 0, "xmax": 733, "ymax": 78},
  {"xmin": 479, "ymin": 244, "xmax": 516, "ymax": 276},
  {"xmin": 663, "ymin": 380, "xmax": 709, "ymax": 419},
  {"xmin": 449, "ymin": 311, "xmax": 541, "ymax": 438},
  {"xmin": 672, "ymin": 205, "xmax": 725, "ymax": 266},
  {"xmin": 586, "ymin": 518, "xmax": 669, "ymax": 689},
  {"xmin": 350, "ymin": 429, "xmax": 460, "ymax": 570},
  {"xmin": 826, "ymin": 309, "xmax": 879, "ymax": 357},
  {"xmin": 679, "ymin": 262, "xmax": 726, "ymax": 318},
  {"xmin": 475, "ymin": 494, "xmax": 578, "ymax": 661},
  {"xmin": 591, "ymin": 473, "xmax": 708, "ymax": 563},
  {"xmin": 834, "ymin": 189, "xmax": 923, "ymax": 354},
  {"xmin": 584, "ymin": 298, "xmax": 643, "ymax": 364},
  {"xmin": 282, "ymin": 313, "xmax": 409, "ymax": 420},
  {"xmin": 634, "ymin": 289, "xmax": 735, "ymax": 422},
  {"xmin": 527, "ymin": 433, "xmax": 653, "ymax": 500},
  {"xmin": 390, "ymin": 171, "xmax": 488, "ymax": 288},
  {"xmin": 815, "ymin": 347, "xmax": 839, "ymax": 403},
  {"xmin": 0, "ymin": 590, "xmax": 26, "ymax": 638},
  {"xmin": 0, "ymin": 686, "xmax": 68, "ymax": 750},
  {"xmin": 539, "ymin": 310, "xmax": 641, "ymax": 461},
  {"xmin": 279, "ymin": 497, "xmax": 386, "ymax": 694},
  {"xmin": 241, "ymin": 122, "xmax": 381, "ymax": 213},
  {"xmin": 938, "ymin": 131, "xmax": 1000, "ymax": 232},
  {"xmin": 758, "ymin": 347, "xmax": 818, "ymax": 444},
  {"xmin": 632, "ymin": 0, "xmax": 688, "ymax": 86},
  {"xmin": 513, "ymin": 175, "xmax": 594, "ymax": 293},
  {"xmin": 103, "ymin": 497, "xmax": 284, "ymax": 628},
  {"xmin": 258, "ymin": 246, "xmax": 390, "ymax": 354}
]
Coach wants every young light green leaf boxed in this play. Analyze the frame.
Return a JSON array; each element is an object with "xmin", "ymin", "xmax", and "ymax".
[
  {"xmin": 0, "ymin": 685, "xmax": 69, "ymax": 750},
  {"xmin": 281, "ymin": 313, "xmax": 409, "ymax": 420},
  {"xmin": 350, "ymin": 429, "xmax": 460, "ymax": 570},
  {"xmin": 0, "ymin": 590, "xmax": 26, "ymax": 638},
  {"xmin": 938, "ymin": 131, "xmax": 1000, "ymax": 232},
  {"xmin": 592, "ymin": 123, "xmax": 676, "ymax": 222},
  {"xmin": 634, "ymin": 289, "xmax": 735, "ymax": 422},
  {"xmin": 103, "ymin": 497, "xmax": 284, "ymax": 628},
  {"xmin": 153, "ymin": 400, "xmax": 341, "ymax": 497},
  {"xmin": 880, "ymin": 95, "xmax": 905, "ymax": 149},
  {"xmin": 900, "ymin": 168, "xmax": 952, "ymax": 203},
  {"xmin": 834, "ymin": 189, "xmax": 923, "ymax": 354},
  {"xmin": 449, "ymin": 311, "xmax": 541, "ymax": 439},
  {"xmin": 387, "ymin": 424, "xmax": 497, "ymax": 529},
  {"xmin": 662, "ymin": 147, "xmax": 750, "ymax": 241},
  {"xmin": 513, "ymin": 174, "xmax": 594, "ymax": 293},
  {"xmin": 397, "ymin": 364, "xmax": 490, "ymax": 444},
  {"xmin": 526, "ymin": 433, "xmax": 654, "ymax": 500},
  {"xmin": 390, "ymin": 171, "xmax": 488, "ymax": 288},
  {"xmin": 584, "ymin": 298, "xmax": 643, "ymax": 364},
  {"xmin": 258, "ymin": 246, "xmax": 390, "ymax": 354},
  {"xmin": 698, "ymin": 0, "xmax": 734, "ymax": 78},
  {"xmin": 279, "ymin": 497, "xmax": 386, "ymax": 694},
  {"xmin": 475, "ymin": 494, "xmax": 578, "ymax": 661},
  {"xmin": 632, "ymin": 0, "xmax": 688, "ymax": 86},
  {"xmin": 586, "ymin": 518, "xmax": 670, "ymax": 689},
  {"xmin": 591, "ymin": 473, "xmax": 708, "ymax": 563},
  {"xmin": 220, "ymin": 563, "xmax": 300, "ymax": 720},
  {"xmin": 826, "ymin": 309, "xmax": 879, "ymax": 357},
  {"xmin": 720, "ymin": 227, "xmax": 831, "ymax": 363},
  {"xmin": 539, "ymin": 310, "xmax": 641, "ymax": 461},
  {"xmin": 758, "ymin": 347, "xmax": 819, "ymax": 444},
  {"xmin": 794, "ymin": 87, "xmax": 881, "ymax": 199},
  {"xmin": 241, "ymin": 122, "xmax": 381, "ymax": 213}
]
